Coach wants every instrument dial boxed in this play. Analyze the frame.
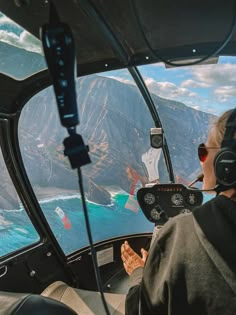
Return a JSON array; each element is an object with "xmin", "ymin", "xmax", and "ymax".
[
  {"xmin": 151, "ymin": 135, "xmax": 162, "ymax": 148},
  {"xmin": 171, "ymin": 193, "xmax": 184, "ymax": 206},
  {"xmin": 143, "ymin": 193, "xmax": 156, "ymax": 205},
  {"xmin": 150, "ymin": 208, "xmax": 161, "ymax": 221},
  {"xmin": 185, "ymin": 193, "xmax": 196, "ymax": 205}
]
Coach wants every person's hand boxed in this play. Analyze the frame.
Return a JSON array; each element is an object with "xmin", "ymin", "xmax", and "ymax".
[{"xmin": 121, "ymin": 241, "xmax": 148, "ymax": 275}]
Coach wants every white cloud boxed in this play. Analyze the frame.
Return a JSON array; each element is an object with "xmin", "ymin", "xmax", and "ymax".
[
  {"xmin": 0, "ymin": 30, "xmax": 42, "ymax": 54},
  {"xmin": 0, "ymin": 15, "xmax": 42, "ymax": 54},
  {"xmin": 139, "ymin": 62, "xmax": 236, "ymax": 115},
  {"xmin": 214, "ymin": 85, "xmax": 236, "ymax": 104},
  {"xmin": 145, "ymin": 79, "xmax": 197, "ymax": 99},
  {"xmin": 19, "ymin": 31, "xmax": 42, "ymax": 54},
  {"xmin": 215, "ymin": 85, "xmax": 236, "ymax": 96},
  {"xmin": 181, "ymin": 79, "xmax": 210, "ymax": 88},
  {"xmin": 143, "ymin": 75, "xmax": 219, "ymax": 113},
  {"xmin": 144, "ymin": 78, "xmax": 156, "ymax": 85},
  {"xmin": 0, "ymin": 30, "xmax": 18, "ymax": 43},
  {"xmin": 191, "ymin": 64, "xmax": 236, "ymax": 87}
]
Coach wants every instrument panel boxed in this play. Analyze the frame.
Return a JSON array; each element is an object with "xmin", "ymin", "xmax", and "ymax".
[{"xmin": 137, "ymin": 184, "xmax": 203, "ymax": 224}]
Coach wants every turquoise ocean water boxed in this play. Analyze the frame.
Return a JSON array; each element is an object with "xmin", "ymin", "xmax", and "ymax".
[
  {"xmin": 0, "ymin": 192, "xmax": 213, "ymax": 257},
  {"xmin": 0, "ymin": 192, "xmax": 153, "ymax": 256}
]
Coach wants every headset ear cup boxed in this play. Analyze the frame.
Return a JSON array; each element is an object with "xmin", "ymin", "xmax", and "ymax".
[{"xmin": 214, "ymin": 148, "xmax": 236, "ymax": 187}]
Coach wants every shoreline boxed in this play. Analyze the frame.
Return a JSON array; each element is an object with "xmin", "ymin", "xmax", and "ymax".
[
  {"xmin": 1, "ymin": 186, "xmax": 128, "ymax": 210},
  {"xmin": 34, "ymin": 185, "xmax": 126, "ymax": 200},
  {"xmin": 33, "ymin": 186, "xmax": 80, "ymax": 201},
  {"xmin": 33, "ymin": 186, "xmax": 120, "ymax": 206}
]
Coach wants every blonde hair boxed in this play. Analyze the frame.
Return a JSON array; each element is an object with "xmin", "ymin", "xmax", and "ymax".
[{"xmin": 210, "ymin": 109, "xmax": 235, "ymax": 147}]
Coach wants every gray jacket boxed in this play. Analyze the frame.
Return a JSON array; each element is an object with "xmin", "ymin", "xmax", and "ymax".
[{"xmin": 126, "ymin": 195, "xmax": 236, "ymax": 315}]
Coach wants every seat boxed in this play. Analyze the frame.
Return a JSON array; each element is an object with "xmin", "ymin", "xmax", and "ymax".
[
  {"xmin": 41, "ymin": 281, "xmax": 126, "ymax": 315},
  {"xmin": 0, "ymin": 291, "xmax": 77, "ymax": 315}
]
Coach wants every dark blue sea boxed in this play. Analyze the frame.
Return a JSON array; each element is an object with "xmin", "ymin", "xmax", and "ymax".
[{"xmin": 0, "ymin": 192, "xmax": 213, "ymax": 257}]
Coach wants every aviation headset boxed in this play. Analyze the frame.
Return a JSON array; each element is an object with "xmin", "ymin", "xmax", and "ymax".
[{"xmin": 214, "ymin": 108, "xmax": 236, "ymax": 191}]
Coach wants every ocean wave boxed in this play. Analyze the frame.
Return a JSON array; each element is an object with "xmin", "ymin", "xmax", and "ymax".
[
  {"xmin": 39, "ymin": 193, "xmax": 81, "ymax": 204},
  {"xmin": 87, "ymin": 199, "xmax": 115, "ymax": 207},
  {"xmin": 103, "ymin": 185, "xmax": 128, "ymax": 196},
  {"xmin": 39, "ymin": 193, "xmax": 115, "ymax": 208},
  {"xmin": 0, "ymin": 208, "xmax": 24, "ymax": 213},
  {"xmin": 0, "ymin": 214, "xmax": 13, "ymax": 227},
  {"xmin": 14, "ymin": 227, "xmax": 28, "ymax": 235}
]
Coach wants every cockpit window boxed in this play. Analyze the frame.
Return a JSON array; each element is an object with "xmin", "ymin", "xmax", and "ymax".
[
  {"xmin": 138, "ymin": 56, "xmax": 236, "ymax": 182},
  {"xmin": 18, "ymin": 70, "xmax": 159, "ymax": 254},
  {"xmin": 0, "ymin": 11, "xmax": 46, "ymax": 79},
  {"xmin": 0, "ymin": 146, "xmax": 39, "ymax": 257}
]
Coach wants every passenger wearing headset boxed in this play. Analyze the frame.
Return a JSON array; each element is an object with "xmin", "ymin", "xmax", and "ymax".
[{"xmin": 121, "ymin": 108, "xmax": 236, "ymax": 314}]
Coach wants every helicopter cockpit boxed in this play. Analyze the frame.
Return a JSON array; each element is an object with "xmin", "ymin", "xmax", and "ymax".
[{"xmin": 0, "ymin": 1, "xmax": 236, "ymax": 314}]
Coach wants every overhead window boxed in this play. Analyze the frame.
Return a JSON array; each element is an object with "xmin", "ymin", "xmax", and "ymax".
[{"xmin": 0, "ymin": 11, "xmax": 46, "ymax": 79}]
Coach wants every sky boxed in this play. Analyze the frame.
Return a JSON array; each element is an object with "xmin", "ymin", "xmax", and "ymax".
[
  {"xmin": 140, "ymin": 60, "xmax": 236, "ymax": 115},
  {"xmin": 0, "ymin": 12, "xmax": 236, "ymax": 116},
  {"xmin": 101, "ymin": 59, "xmax": 236, "ymax": 116}
]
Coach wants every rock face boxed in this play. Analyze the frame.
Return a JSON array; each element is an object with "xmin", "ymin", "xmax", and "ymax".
[
  {"xmin": 0, "ymin": 72, "xmax": 213, "ymax": 209},
  {"xmin": 87, "ymin": 181, "xmax": 111, "ymax": 205}
]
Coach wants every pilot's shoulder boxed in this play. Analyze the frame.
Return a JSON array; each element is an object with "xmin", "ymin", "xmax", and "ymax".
[{"xmin": 154, "ymin": 212, "xmax": 195, "ymax": 247}]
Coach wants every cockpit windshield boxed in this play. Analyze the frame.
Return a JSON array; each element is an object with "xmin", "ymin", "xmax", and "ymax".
[{"xmin": 18, "ymin": 70, "xmax": 160, "ymax": 254}]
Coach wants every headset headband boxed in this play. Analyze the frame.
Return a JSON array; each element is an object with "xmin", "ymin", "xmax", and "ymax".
[
  {"xmin": 214, "ymin": 107, "xmax": 236, "ymax": 192},
  {"xmin": 221, "ymin": 108, "xmax": 236, "ymax": 148}
]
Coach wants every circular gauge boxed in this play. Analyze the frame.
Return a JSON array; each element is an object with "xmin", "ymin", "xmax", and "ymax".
[
  {"xmin": 143, "ymin": 193, "xmax": 156, "ymax": 205},
  {"xmin": 150, "ymin": 208, "xmax": 161, "ymax": 221},
  {"xmin": 171, "ymin": 193, "xmax": 184, "ymax": 206},
  {"xmin": 185, "ymin": 193, "xmax": 196, "ymax": 205},
  {"xmin": 151, "ymin": 135, "xmax": 162, "ymax": 148}
]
